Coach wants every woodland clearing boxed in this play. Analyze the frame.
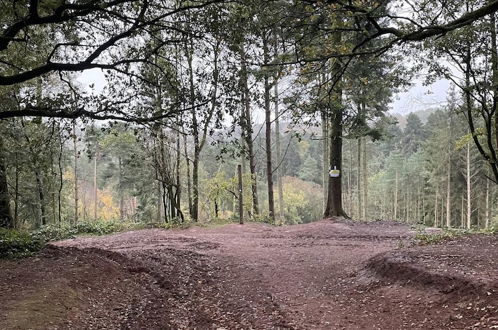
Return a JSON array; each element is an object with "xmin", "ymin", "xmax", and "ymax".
[{"xmin": 0, "ymin": 220, "xmax": 497, "ymax": 329}]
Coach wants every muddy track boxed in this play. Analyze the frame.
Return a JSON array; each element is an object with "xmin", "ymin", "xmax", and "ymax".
[{"xmin": 0, "ymin": 220, "xmax": 497, "ymax": 329}]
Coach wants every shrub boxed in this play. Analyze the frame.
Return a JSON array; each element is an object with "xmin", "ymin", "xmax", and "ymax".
[
  {"xmin": 0, "ymin": 229, "xmax": 43, "ymax": 258},
  {"xmin": 74, "ymin": 221, "xmax": 120, "ymax": 235},
  {"xmin": 1, "ymin": 219, "xmax": 194, "ymax": 259},
  {"xmin": 31, "ymin": 224, "xmax": 77, "ymax": 242}
]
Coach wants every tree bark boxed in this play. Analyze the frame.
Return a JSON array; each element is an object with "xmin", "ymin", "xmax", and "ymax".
[
  {"xmin": 322, "ymin": 111, "xmax": 329, "ymax": 213},
  {"xmin": 118, "ymin": 156, "xmax": 124, "ymax": 220},
  {"xmin": 348, "ymin": 139, "xmax": 353, "ymax": 215},
  {"xmin": 186, "ymin": 38, "xmax": 220, "ymax": 222},
  {"xmin": 176, "ymin": 128, "xmax": 182, "ymax": 220},
  {"xmin": 240, "ymin": 45, "xmax": 259, "ymax": 216},
  {"xmin": 58, "ymin": 130, "xmax": 63, "ymax": 224},
  {"xmin": 13, "ymin": 153, "xmax": 19, "ymax": 228},
  {"xmin": 417, "ymin": 185, "xmax": 421, "ymax": 222},
  {"xmin": 422, "ymin": 193, "xmax": 426, "ymax": 225},
  {"xmin": 186, "ymin": 39, "xmax": 200, "ymax": 222},
  {"xmin": 238, "ymin": 164, "xmax": 244, "ymax": 224},
  {"xmin": 466, "ymin": 141, "xmax": 472, "ymax": 229},
  {"xmin": 35, "ymin": 169, "xmax": 46, "ymax": 226},
  {"xmin": 435, "ymin": 187, "xmax": 439, "ymax": 227},
  {"xmin": 357, "ymin": 138, "xmax": 362, "ymax": 220},
  {"xmin": 274, "ymin": 79, "xmax": 284, "ymax": 220},
  {"xmin": 0, "ymin": 135, "xmax": 13, "ymax": 228},
  {"xmin": 324, "ymin": 103, "xmax": 346, "ymax": 218},
  {"xmin": 394, "ymin": 169, "xmax": 398, "ymax": 221},
  {"xmin": 323, "ymin": 27, "xmax": 347, "ymax": 219},
  {"xmin": 362, "ymin": 137, "xmax": 368, "ymax": 220},
  {"xmin": 446, "ymin": 125, "xmax": 452, "ymax": 228},
  {"xmin": 263, "ymin": 34, "xmax": 275, "ymax": 223},
  {"xmin": 491, "ymin": 11, "xmax": 498, "ymax": 152},
  {"xmin": 73, "ymin": 121, "xmax": 79, "ymax": 224},
  {"xmin": 183, "ymin": 135, "xmax": 193, "ymax": 217},
  {"xmin": 485, "ymin": 176, "xmax": 490, "ymax": 228},
  {"xmin": 94, "ymin": 149, "xmax": 98, "ymax": 220},
  {"xmin": 156, "ymin": 169, "xmax": 162, "ymax": 222}
]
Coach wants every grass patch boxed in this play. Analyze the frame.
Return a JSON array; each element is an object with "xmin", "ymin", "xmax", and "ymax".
[{"xmin": 415, "ymin": 229, "xmax": 472, "ymax": 246}]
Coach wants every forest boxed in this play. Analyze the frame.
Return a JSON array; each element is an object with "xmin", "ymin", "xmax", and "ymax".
[
  {"xmin": 1, "ymin": 1, "xmax": 498, "ymax": 329},
  {"xmin": 1, "ymin": 0, "xmax": 498, "ymax": 232}
]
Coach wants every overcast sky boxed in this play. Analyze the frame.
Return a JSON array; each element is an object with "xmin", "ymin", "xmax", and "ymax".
[
  {"xmin": 390, "ymin": 79, "xmax": 451, "ymax": 115},
  {"xmin": 78, "ymin": 68, "xmax": 452, "ymax": 117}
]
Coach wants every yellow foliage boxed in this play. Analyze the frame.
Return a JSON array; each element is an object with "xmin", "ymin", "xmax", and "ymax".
[
  {"xmin": 98, "ymin": 189, "xmax": 120, "ymax": 220},
  {"xmin": 279, "ymin": 176, "xmax": 323, "ymax": 224},
  {"xmin": 63, "ymin": 168, "xmax": 74, "ymax": 181}
]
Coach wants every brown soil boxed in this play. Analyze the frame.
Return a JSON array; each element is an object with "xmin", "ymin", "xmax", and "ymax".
[{"xmin": 0, "ymin": 219, "xmax": 496, "ymax": 329}]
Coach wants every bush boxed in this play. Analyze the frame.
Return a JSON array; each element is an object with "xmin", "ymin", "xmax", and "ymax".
[
  {"xmin": 74, "ymin": 221, "xmax": 120, "ymax": 235},
  {"xmin": 0, "ymin": 228, "xmax": 43, "ymax": 258},
  {"xmin": 0, "ymin": 219, "xmax": 194, "ymax": 259},
  {"xmin": 144, "ymin": 220, "xmax": 192, "ymax": 230},
  {"xmin": 31, "ymin": 224, "xmax": 77, "ymax": 242}
]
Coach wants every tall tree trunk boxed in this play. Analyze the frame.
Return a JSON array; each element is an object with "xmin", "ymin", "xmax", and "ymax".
[
  {"xmin": 405, "ymin": 186, "xmax": 410, "ymax": 222},
  {"xmin": 58, "ymin": 130, "xmax": 63, "ymax": 224},
  {"xmin": 321, "ymin": 75, "xmax": 329, "ymax": 214},
  {"xmin": 434, "ymin": 187, "xmax": 439, "ymax": 227},
  {"xmin": 82, "ymin": 184, "xmax": 87, "ymax": 220},
  {"xmin": 118, "ymin": 157, "xmax": 124, "ymax": 221},
  {"xmin": 485, "ymin": 176, "xmax": 490, "ymax": 229},
  {"xmin": 440, "ymin": 192, "xmax": 444, "ymax": 227},
  {"xmin": 13, "ymin": 154, "xmax": 19, "ymax": 228},
  {"xmin": 240, "ymin": 45, "xmax": 259, "ymax": 216},
  {"xmin": 0, "ymin": 135, "xmax": 13, "ymax": 228},
  {"xmin": 168, "ymin": 186, "xmax": 175, "ymax": 219},
  {"xmin": 50, "ymin": 148, "xmax": 56, "ymax": 224},
  {"xmin": 394, "ymin": 169, "xmax": 398, "ymax": 221},
  {"xmin": 422, "ymin": 193, "xmax": 426, "ymax": 225},
  {"xmin": 162, "ymin": 182, "xmax": 168, "ymax": 223},
  {"xmin": 35, "ymin": 170, "xmax": 46, "ymax": 226},
  {"xmin": 156, "ymin": 171, "xmax": 162, "ymax": 222},
  {"xmin": 362, "ymin": 137, "xmax": 368, "ymax": 220},
  {"xmin": 94, "ymin": 150, "xmax": 98, "ymax": 220},
  {"xmin": 417, "ymin": 185, "xmax": 421, "ymax": 222},
  {"xmin": 238, "ymin": 164, "xmax": 244, "ymax": 224},
  {"xmin": 263, "ymin": 35, "xmax": 275, "ymax": 223},
  {"xmin": 187, "ymin": 39, "xmax": 200, "ymax": 222},
  {"xmin": 324, "ymin": 101, "xmax": 346, "ymax": 218},
  {"xmin": 176, "ymin": 129, "xmax": 182, "ymax": 220},
  {"xmin": 345, "ymin": 141, "xmax": 351, "ymax": 214},
  {"xmin": 446, "ymin": 113, "xmax": 452, "ymax": 228},
  {"xmin": 322, "ymin": 111, "xmax": 329, "ymax": 214},
  {"xmin": 446, "ymin": 153, "xmax": 452, "ymax": 228},
  {"xmin": 192, "ymin": 148, "xmax": 200, "ymax": 221},
  {"xmin": 357, "ymin": 138, "xmax": 362, "ymax": 220},
  {"xmin": 466, "ymin": 141, "xmax": 472, "ymax": 229},
  {"xmin": 73, "ymin": 121, "xmax": 79, "ymax": 224},
  {"xmin": 323, "ymin": 28, "xmax": 347, "ymax": 218},
  {"xmin": 183, "ymin": 135, "xmax": 193, "ymax": 217},
  {"xmin": 186, "ymin": 38, "xmax": 220, "ymax": 222},
  {"xmin": 275, "ymin": 79, "xmax": 284, "ymax": 220},
  {"xmin": 348, "ymin": 139, "xmax": 353, "ymax": 215},
  {"xmin": 491, "ymin": 12, "xmax": 498, "ymax": 152}
]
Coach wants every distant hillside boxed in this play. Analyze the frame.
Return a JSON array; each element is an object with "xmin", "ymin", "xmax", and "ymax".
[{"xmin": 394, "ymin": 108, "xmax": 438, "ymax": 129}]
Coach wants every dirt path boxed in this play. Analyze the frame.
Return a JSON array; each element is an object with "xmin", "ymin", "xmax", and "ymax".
[{"xmin": 1, "ymin": 220, "xmax": 497, "ymax": 329}]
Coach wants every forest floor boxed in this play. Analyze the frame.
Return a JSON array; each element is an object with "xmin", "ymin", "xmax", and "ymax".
[{"xmin": 0, "ymin": 219, "xmax": 497, "ymax": 330}]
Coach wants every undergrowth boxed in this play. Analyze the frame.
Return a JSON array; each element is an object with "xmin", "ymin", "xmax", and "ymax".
[
  {"xmin": 0, "ymin": 219, "xmax": 193, "ymax": 259},
  {"xmin": 0, "ymin": 228, "xmax": 44, "ymax": 258},
  {"xmin": 414, "ymin": 228, "xmax": 494, "ymax": 245}
]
